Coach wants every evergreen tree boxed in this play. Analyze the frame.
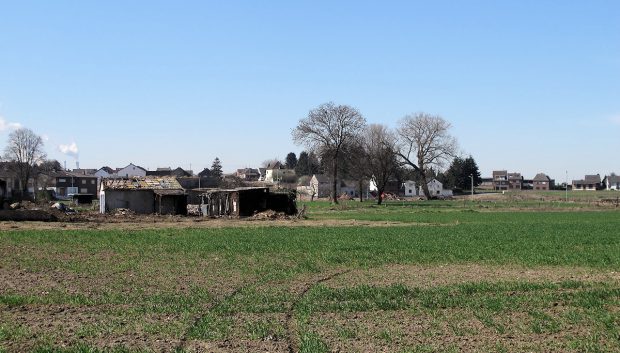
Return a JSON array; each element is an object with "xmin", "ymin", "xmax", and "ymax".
[
  {"xmin": 462, "ymin": 156, "xmax": 482, "ymax": 188},
  {"xmin": 442, "ymin": 156, "xmax": 481, "ymax": 190},
  {"xmin": 295, "ymin": 151, "xmax": 320, "ymax": 176},
  {"xmin": 308, "ymin": 151, "xmax": 320, "ymax": 174},
  {"xmin": 295, "ymin": 151, "xmax": 309, "ymax": 175},
  {"xmin": 211, "ymin": 157, "xmax": 223, "ymax": 179},
  {"xmin": 285, "ymin": 152, "xmax": 297, "ymax": 169}
]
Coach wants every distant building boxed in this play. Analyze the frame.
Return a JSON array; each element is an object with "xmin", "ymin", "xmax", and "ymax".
[
  {"xmin": 310, "ymin": 174, "xmax": 331, "ymax": 198},
  {"xmin": 258, "ymin": 168, "xmax": 267, "ymax": 181},
  {"xmin": 116, "ymin": 163, "xmax": 147, "ymax": 178},
  {"xmin": 265, "ymin": 167, "xmax": 295, "ymax": 183},
  {"xmin": 422, "ymin": 178, "xmax": 453, "ymax": 197},
  {"xmin": 369, "ymin": 178, "xmax": 402, "ymax": 195},
  {"xmin": 71, "ymin": 168, "xmax": 97, "ymax": 176},
  {"xmin": 532, "ymin": 173, "xmax": 555, "ymax": 191},
  {"xmin": 603, "ymin": 175, "xmax": 620, "ymax": 190},
  {"xmin": 95, "ymin": 166, "xmax": 116, "ymax": 178},
  {"xmin": 403, "ymin": 180, "xmax": 418, "ymax": 197},
  {"xmin": 479, "ymin": 177, "xmax": 494, "ymax": 190},
  {"xmin": 50, "ymin": 171, "xmax": 98, "ymax": 197},
  {"xmin": 235, "ymin": 168, "xmax": 260, "ymax": 181},
  {"xmin": 492, "ymin": 170, "xmax": 522, "ymax": 190},
  {"xmin": 146, "ymin": 167, "xmax": 192, "ymax": 178},
  {"xmin": 572, "ymin": 174, "xmax": 602, "ymax": 191}
]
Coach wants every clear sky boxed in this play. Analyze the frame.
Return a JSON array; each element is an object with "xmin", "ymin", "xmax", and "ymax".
[{"xmin": 1, "ymin": 1, "xmax": 618, "ymax": 181}]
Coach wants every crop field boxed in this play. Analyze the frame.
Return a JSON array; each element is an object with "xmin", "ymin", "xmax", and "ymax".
[{"xmin": 1, "ymin": 197, "xmax": 620, "ymax": 352}]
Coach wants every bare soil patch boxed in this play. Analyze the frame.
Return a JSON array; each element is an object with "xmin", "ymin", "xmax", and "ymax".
[
  {"xmin": 310, "ymin": 306, "xmax": 604, "ymax": 353},
  {"xmin": 326, "ymin": 264, "xmax": 620, "ymax": 289}
]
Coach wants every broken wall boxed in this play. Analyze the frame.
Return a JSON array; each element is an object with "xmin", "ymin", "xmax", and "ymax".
[{"xmin": 104, "ymin": 190, "xmax": 155, "ymax": 214}]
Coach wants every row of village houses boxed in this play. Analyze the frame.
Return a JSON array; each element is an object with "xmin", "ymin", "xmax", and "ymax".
[
  {"xmin": 1, "ymin": 162, "xmax": 619, "ymax": 204},
  {"xmin": 486, "ymin": 171, "xmax": 620, "ymax": 191}
]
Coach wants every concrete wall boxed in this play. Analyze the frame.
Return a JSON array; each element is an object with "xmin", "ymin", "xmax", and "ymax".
[{"xmin": 104, "ymin": 190, "xmax": 154, "ymax": 214}]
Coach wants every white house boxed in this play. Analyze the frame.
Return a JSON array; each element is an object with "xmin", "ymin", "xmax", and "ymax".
[
  {"xmin": 116, "ymin": 163, "xmax": 147, "ymax": 178},
  {"xmin": 310, "ymin": 174, "xmax": 331, "ymax": 198},
  {"xmin": 403, "ymin": 180, "xmax": 418, "ymax": 197},
  {"xmin": 95, "ymin": 166, "xmax": 116, "ymax": 178},
  {"xmin": 265, "ymin": 168, "xmax": 295, "ymax": 183},
  {"xmin": 421, "ymin": 178, "xmax": 453, "ymax": 197},
  {"xmin": 604, "ymin": 175, "xmax": 620, "ymax": 190}
]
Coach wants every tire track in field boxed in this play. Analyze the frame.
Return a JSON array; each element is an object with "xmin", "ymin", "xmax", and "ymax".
[
  {"xmin": 285, "ymin": 269, "xmax": 352, "ymax": 353},
  {"xmin": 175, "ymin": 278, "xmax": 261, "ymax": 351}
]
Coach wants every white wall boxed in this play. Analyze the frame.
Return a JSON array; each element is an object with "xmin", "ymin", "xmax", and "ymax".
[
  {"xmin": 116, "ymin": 164, "xmax": 146, "ymax": 178},
  {"xmin": 403, "ymin": 181, "xmax": 417, "ymax": 196},
  {"xmin": 421, "ymin": 179, "xmax": 453, "ymax": 197}
]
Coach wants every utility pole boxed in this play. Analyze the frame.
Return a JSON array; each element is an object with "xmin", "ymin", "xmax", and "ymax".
[
  {"xmin": 470, "ymin": 174, "xmax": 474, "ymax": 197},
  {"xmin": 565, "ymin": 170, "xmax": 568, "ymax": 202}
]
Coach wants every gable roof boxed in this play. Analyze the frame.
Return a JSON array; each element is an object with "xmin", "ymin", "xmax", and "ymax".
[
  {"xmin": 267, "ymin": 161, "xmax": 283, "ymax": 170},
  {"xmin": 312, "ymin": 174, "xmax": 329, "ymax": 183},
  {"xmin": 120, "ymin": 163, "xmax": 147, "ymax": 172},
  {"xmin": 605, "ymin": 175, "xmax": 620, "ymax": 183},
  {"xmin": 533, "ymin": 173, "xmax": 550, "ymax": 182},
  {"xmin": 97, "ymin": 166, "xmax": 115, "ymax": 174},
  {"xmin": 573, "ymin": 174, "xmax": 602, "ymax": 184}
]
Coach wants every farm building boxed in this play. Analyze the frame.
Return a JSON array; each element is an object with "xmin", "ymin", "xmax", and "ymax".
[
  {"xmin": 199, "ymin": 187, "xmax": 296, "ymax": 217},
  {"xmin": 99, "ymin": 176, "xmax": 187, "ymax": 215}
]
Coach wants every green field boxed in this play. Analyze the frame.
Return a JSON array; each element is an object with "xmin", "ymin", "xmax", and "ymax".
[{"xmin": 1, "ymin": 201, "xmax": 620, "ymax": 352}]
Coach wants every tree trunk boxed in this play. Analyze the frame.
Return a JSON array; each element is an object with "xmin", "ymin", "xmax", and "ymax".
[
  {"xmin": 420, "ymin": 172, "xmax": 431, "ymax": 199},
  {"xmin": 377, "ymin": 187, "xmax": 384, "ymax": 205},
  {"xmin": 358, "ymin": 180, "xmax": 363, "ymax": 202},
  {"xmin": 331, "ymin": 157, "xmax": 339, "ymax": 204}
]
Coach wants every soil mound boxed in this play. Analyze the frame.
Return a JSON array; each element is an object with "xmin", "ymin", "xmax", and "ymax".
[{"xmin": 0, "ymin": 210, "xmax": 58, "ymax": 222}]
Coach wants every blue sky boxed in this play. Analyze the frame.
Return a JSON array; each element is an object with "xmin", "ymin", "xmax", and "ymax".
[{"xmin": 0, "ymin": 1, "xmax": 618, "ymax": 181}]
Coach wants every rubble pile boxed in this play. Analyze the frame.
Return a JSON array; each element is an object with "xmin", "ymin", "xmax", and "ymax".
[
  {"xmin": 251, "ymin": 210, "xmax": 290, "ymax": 220},
  {"xmin": 9, "ymin": 201, "xmax": 39, "ymax": 210},
  {"xmin": 186, "ymin": 204, "xmax": 201, "ymax": 216},
  {"xmin": 112, "ymin": 208, "xmax": 136, "ymax": 217},
  {"xmin": 381, "ymin": 193, "xmax": 401, "ymax": 201}
]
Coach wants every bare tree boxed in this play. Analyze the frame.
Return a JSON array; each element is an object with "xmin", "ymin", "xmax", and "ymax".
[
  {"xmin": 364, "ymin": 124, "xmax": 399, "ymax": 205},
  {"xmin": 396, "ymin": 113, "xmax": 457, "ymax": 199},
  {"xmin": 341, "ymin": 141, "xmax": 368, "ymax": 202},
  {"xmin": 292, "ymin": 102, "xmax": 366, "ymax": 204},
  {"xmin": 262, "ymin": 158, "xmax": 282, "ymax": 169},
  {"xmin": 3, "ymin": 128, "xmax": 46, "ymax": 198}
]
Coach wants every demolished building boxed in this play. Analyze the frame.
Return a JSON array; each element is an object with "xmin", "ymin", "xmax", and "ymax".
[
  {"xmin": 100, "ymin": 176, "xmax": 187, "ymax": 215},
  {"xmin": 198, "ymin": 187, "xmax": 296, "ymax": 217}
]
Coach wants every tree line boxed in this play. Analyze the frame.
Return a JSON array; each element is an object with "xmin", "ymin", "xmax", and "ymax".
[{"xmin": 292, "ymin": 101, "xmax": 480, "ymax": 204}]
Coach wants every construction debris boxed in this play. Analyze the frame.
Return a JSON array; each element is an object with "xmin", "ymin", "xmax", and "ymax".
[
  {"xmin": 251, "ymin": 210, "xmax": 290, "ymax": 220},
  {"xmin": 112, "ymin": 208, "xmax": 136, "ymax": 216},
  {"xmin": 186, "ymin": 204, "xmax": 201, "ymax": 216}
]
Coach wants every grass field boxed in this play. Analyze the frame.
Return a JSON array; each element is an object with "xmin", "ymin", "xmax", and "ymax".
[{"xmin": 1, "ymin": 197, "xmax": 620, "ymax": 352}]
